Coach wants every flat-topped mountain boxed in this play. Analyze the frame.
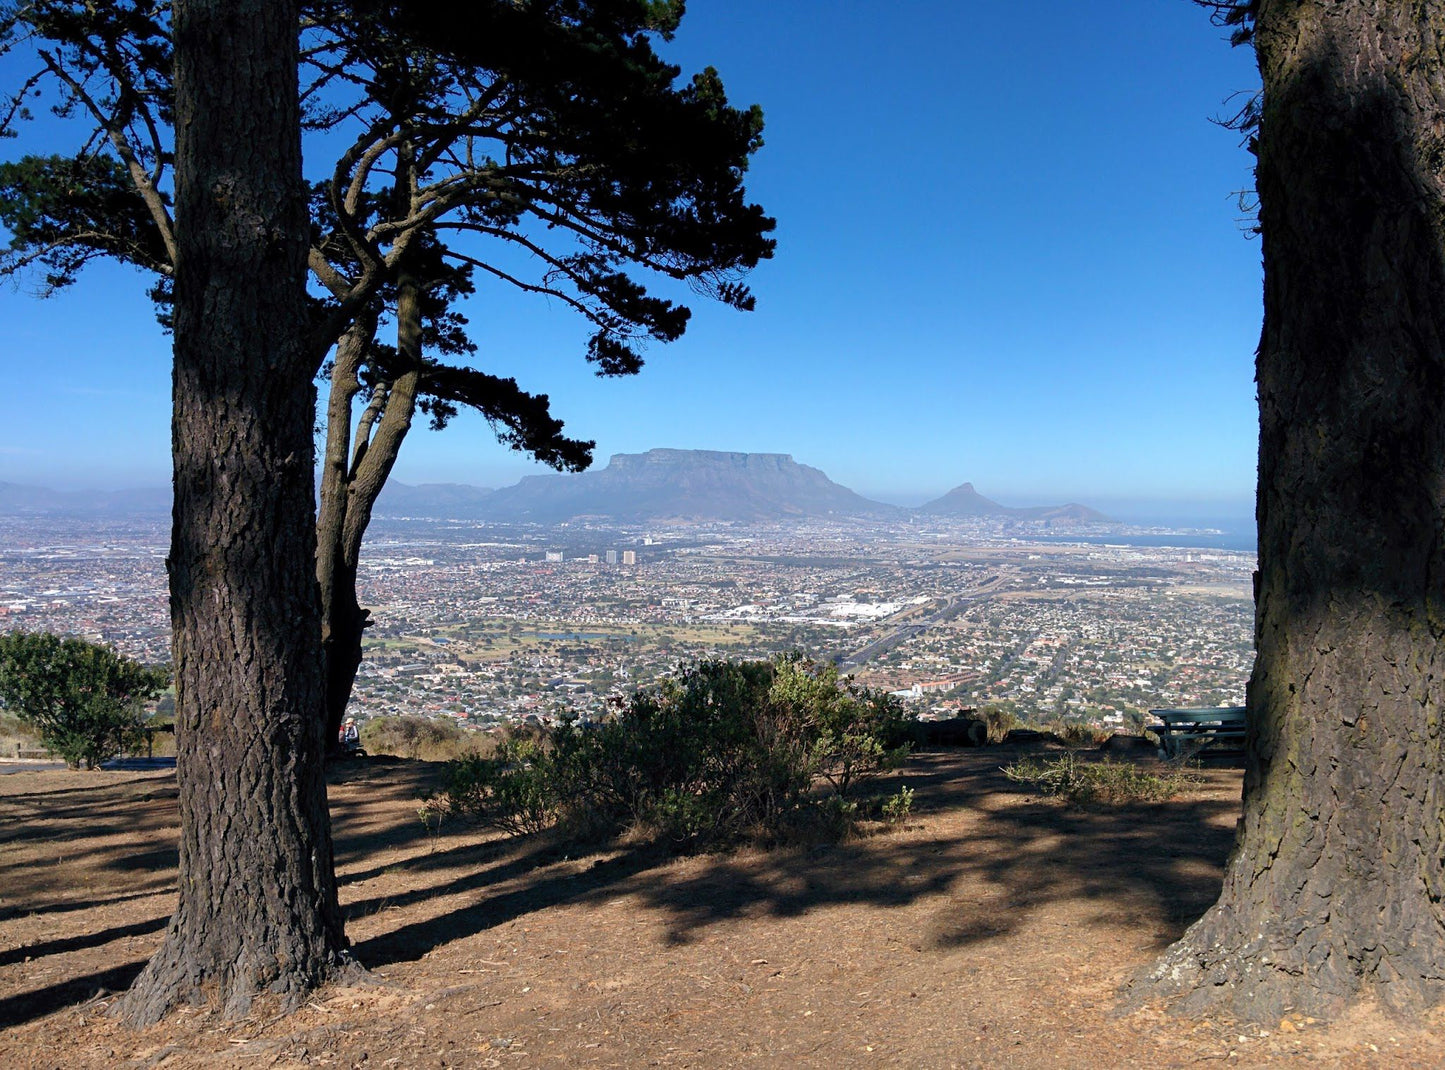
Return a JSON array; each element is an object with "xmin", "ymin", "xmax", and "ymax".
[
  {"xmin": 919, "ymin": 482, "xmax": 1112, "ymax": 523},
  {"xmin": 0, "ymin": 464, "xmax": 1111, "ymax": 527},
  {"xmin": 481, "ymin": 449, "xmax": 897, "ymax": 523}
]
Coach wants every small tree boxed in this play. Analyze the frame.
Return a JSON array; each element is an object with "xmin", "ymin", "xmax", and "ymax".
[{"xmin": 0, "ymin": 631, "xmax": 168, "ymax": 769}]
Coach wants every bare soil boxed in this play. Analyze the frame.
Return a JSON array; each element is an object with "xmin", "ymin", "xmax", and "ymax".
[{"xmin": 1, "ymin": 748, "xmax": 1440, "ymax": 1068}]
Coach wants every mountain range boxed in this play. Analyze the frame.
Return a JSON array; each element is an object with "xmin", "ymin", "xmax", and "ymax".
[{"xmin": 0, "ymin": 450, "xmax": 1112, "ymax": 524}]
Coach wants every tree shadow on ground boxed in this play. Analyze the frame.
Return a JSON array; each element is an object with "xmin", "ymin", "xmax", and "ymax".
[
  {"xmin": 0, "ymin": 960, "xmax": 146, "ymax": 1031},
  {"xmin": 1, "ymin": 792, "xmax": 178, "ymax": 848},
  {"xmin": 344, "ymin": 835, "xmax": 580, "ymax": 925},
  {"xmin": 582, "ymin": 763, "xmax": 1231, "ymax": 951},
  {"xmin": 0, "ymin": 781, "xmax": 167, "ymax": 802},
  {"xmin": 0, "ymin": 916, "xmax": 168, "ymax": 968},
  {"xmin": 354, "ymin": 749, "xmax": 1238, "ymax": 967},
  {"xmin": 0, "ymin": 748, "xmax": 1240, "ymax": 1030},
  {"xmin": 351, "ymin": 847, "xmax": 669, "ymax": 967},
  {"xmin": 0, "ymin": 888, "xmax": 169, "ymax": 924}
]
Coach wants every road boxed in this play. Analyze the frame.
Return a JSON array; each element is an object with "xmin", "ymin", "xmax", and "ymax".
[{"xmin": 836, "ymin": 572, "xmax": 1012, "ymax": 671}]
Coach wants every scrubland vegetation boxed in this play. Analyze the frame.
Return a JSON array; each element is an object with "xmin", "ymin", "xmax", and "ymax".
[
  {"xmin": 430, "ymin": 656, "xmax": 917, "ymax": 850},
  {"xmin": 1002, "ymin": 752, "xmax": 1203, "ymax": 807}
]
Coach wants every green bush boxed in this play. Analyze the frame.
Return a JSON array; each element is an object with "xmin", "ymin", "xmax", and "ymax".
[
  {"xmin": 881, "ymin": 785, "xmax": 915, "ymax": 825},
  {"xmin": 360, "ymin": 714, "xmax": 491, "ymax": 761},
  {"xmin": 0, "ymin": 631, "xmax": 168, "ymax": 769},
  {"xmin": 443, "ymin": 736, "xmax": 559, "ymax": 835},
  {"xmin": 981, "ymin": 705, "xmax": 1019, "ymax": 743},
  {"xmin": 436, "ymin": 655, "xmax": 916, "ymax": 850},
  {"xmin": 1001, "ymin": 753, "xmax": 1202, "ymax": 807}
]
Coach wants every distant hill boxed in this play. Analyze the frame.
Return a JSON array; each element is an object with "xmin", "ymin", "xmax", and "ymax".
[
  {"xmin": 373, "ymin": 481, "xmax": 494, "ymax": 517},
  {"xmin": 481, "ymin": 449, "xmax": 899, "ymax": 523},
  {"xmin": 0, "ymin": 482, "xmax": 170, "ymax": 516},
  {"xmin": 915, "ymin": 482, "xmax": 1009, "ymax": 517},
  {"xmin": 918, "ymin": 482, "xmax": 1112, "ymax": 523},
  {"xmin": 0, "ymin": 466, "xmax": 1111, "ymax": 526},
  {"xmin": 1011, "ymin": 501, "xmax": 1113, "ymax": 524}
]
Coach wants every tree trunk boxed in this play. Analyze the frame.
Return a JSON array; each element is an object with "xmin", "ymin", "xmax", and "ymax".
[
  {"xmin": 317, "ymin": 313, "xmax": 380, "ymax": 753},
  {"xmin": 118, "ymin": 0, "xmax": 356, "ymax": 1024},
  {"xmin": 1136, "ymin": 0, "xmax": 1445, "ymax": 1020},
  {"xmin": 317, "ymin": 225, "xmax": 426, "ymax": 748}
]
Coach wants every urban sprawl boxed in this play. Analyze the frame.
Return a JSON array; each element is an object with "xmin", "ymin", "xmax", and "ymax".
[{"xmin": 0, "ymin": 514, "xmax": 1253, "ymax": 732}]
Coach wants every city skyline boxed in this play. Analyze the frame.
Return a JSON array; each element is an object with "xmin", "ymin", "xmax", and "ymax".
[{"xmin": 0, "ymin": 1, "xmax": 1262, "ymax": 518}]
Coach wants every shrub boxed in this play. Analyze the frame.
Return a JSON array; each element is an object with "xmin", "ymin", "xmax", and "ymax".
[
  {"xmin": 1049, "ymin": 721, "xmax": 1113, "ymax": 748},
  {"xmin": 881, "ymin": 785, "xmax": 915, "ymax": 825},
  {"xmin": 0, "ymin": 631, "xmax": 168, "ymax": 769},
  {"xmin": 981, "ymin": 705, "xmax": 1019, "ymax": 743},
  {"xmin": 1001, "ymin": 753, "xmax": 1202, "ymax": 806},
  {"xmin": 442, "ymin": 737, "xmax": 559, "ymax": 835},
  {"xmin": 780, "ymin": 657, "xmax": 913, "ymax": 797},
  {"xmin": 360, "ymin": 714, "xmax": 491, "ymax": 761},
  {"xmin": 0, "ymin": 710, "xmax": 42, "ymax": 748},
  {"xmin": 435, "ymin": 655, "xmax": 917, "ymax": 850}
]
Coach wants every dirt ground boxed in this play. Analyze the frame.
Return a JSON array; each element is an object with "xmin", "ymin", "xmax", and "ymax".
[{"xmin": 1, "ymin": 748, "xmax": 1441, "ymax": 1069}]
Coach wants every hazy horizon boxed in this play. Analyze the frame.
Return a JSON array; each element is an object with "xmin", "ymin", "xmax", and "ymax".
[{"xmin": 1, "ymin": 461, "xmax": 1255, "ymax": 531}]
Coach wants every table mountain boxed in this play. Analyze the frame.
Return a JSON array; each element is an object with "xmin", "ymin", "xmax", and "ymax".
[{"xmin": 481, "ymin": 449, "xmax": 898, "ymax": 523}]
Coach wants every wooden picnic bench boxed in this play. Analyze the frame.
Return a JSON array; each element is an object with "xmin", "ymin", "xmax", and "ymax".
[{"xmin": 1148, "ymin": 706, "xmax": 1247, "ymax": 759}]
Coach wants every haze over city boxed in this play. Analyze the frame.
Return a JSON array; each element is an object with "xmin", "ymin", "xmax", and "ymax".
[{"xmin": 0, "ymin": 0, "xmax": 1261, "ymax": 524}]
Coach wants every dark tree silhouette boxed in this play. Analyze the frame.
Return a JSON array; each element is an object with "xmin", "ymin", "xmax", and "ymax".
[
  {"xmin": 0, "ymin": 0, "xmax": 775, "ymax": 749},
  {"xmin": 113, "ymin": 0, "xmax": 358, "ymax": 1024},
  {"xmin": 1137, "ymin": 0, "xmax": 1445, "ymax": 1019}
]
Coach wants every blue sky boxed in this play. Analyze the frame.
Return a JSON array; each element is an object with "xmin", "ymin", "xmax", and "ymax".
[{"xmin": 0, "ymin": 1, "xmax": 1262, "ymax": 520}]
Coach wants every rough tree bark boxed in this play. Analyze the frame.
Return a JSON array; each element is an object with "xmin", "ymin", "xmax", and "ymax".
[
  {"xmin": 1136, "ymin": 0, "xmax": 1445, "ymax": 1020},
  {"xmin": 117, "ymin": 0, "xmax": 357, "ymax": 1024}
]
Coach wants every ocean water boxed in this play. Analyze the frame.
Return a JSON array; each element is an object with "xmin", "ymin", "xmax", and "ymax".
[{"xmin": 1031, "ymin": 528, "xmax": 1256, "ymax": 553}]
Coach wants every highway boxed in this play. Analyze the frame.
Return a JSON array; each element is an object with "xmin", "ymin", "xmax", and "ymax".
[{"xmin": 835, "ymin": 573, "xmax": 1010, "ymax": 671}]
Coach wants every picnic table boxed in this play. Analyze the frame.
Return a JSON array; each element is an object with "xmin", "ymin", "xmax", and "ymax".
[{"xmin": 1148, "ymin": 706, "xmax": 1247, "ymax": 759}]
